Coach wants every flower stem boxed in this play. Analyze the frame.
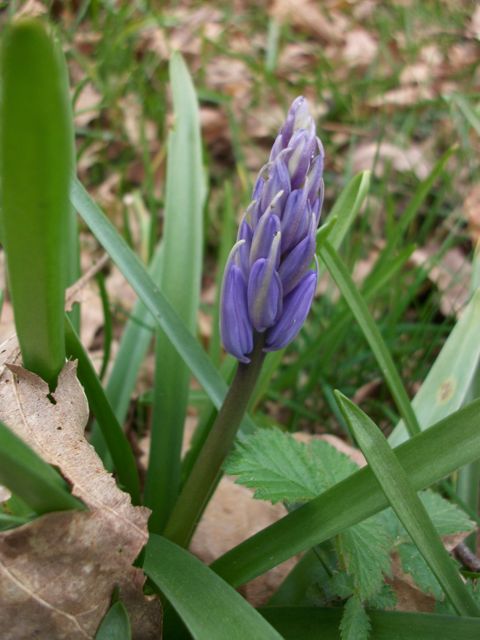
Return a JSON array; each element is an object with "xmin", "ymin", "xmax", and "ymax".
[{"xmin": 163, "ymin": 338, "xmax": 265, "ymax": 547}]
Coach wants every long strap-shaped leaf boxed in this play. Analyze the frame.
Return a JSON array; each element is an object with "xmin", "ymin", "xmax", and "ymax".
[
  {"xmin": 335, "ymin": 391, "xmax": 479, "ymax": 617},
  {"xmin": 319, "ymin": 239, "xmax": 421, "ymax": 437},
  {"xmin": 146, "ymin": 53, "xmax": 206, "ymax": 531},
  {"xmin": 211, "ymin": 396, "xmax": 480, "ymax": 587},
  {"xmin": 71, "ymin": 178, "xmax": 256, "ymax": 434},
  {"xmin": 0, "ymin": 420, "xmax": 82, "ymax": 514},
  {"xmin": 259, "ymin": 607, "xmax": 480, "ymax": 640},
  {"xmin": 64, "ymin": 317, "xmax": 141, "ymax": 504},
  {"xmin": 144, "ymin": 535, "xmax": 282, "ymax": 640}
]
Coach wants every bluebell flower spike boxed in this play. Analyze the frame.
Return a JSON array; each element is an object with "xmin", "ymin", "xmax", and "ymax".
[{"xmin": 220, "ymin": 96, "xmax": 324, "ymax": 362}]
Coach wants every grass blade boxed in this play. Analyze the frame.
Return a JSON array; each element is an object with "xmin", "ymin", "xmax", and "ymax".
[
  {"xmin": 335, "ymin": 391, "xmax": 479, "ymax": 617},
  {"xmin": 260, "ymin": 607, "xmax": 480, "ymax": 640},
  {"xmin": 0, "ymin": 420, "xmax": 82, "ymax": 514},
  {"xmin": 0, "ymin": 18, "xmax": 74, "ymax": 386},
  {"xmin": 95, "ymin": 601, "xmax": 131, "ymax": 640},
  {"xmin": 64, "ymin": 317, "xmax": 141, "ymax": 504},
  {"xmin": 144, "ymin": 535, "xmax": 282, "ymax": 640},
  {"xmin": 319, "ymin": 239, "xmax": 421, "ymax": 437},
  {"xmin": 146, "ymin": 52, "xmax": 206, "ymax": 531},
  {"xmin": 389, "ymin": 290, "xmax": 480, "ymax": 446},
  {"xmin": 71, "ymin": 178, "xmax": 257, "ymax": 432},
  {"xmin": 211, "ymin": 397, "xmax": 480, "ymax": 587}
]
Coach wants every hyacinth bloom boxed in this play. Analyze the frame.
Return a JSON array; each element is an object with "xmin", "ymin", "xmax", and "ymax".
[{"xmin": 220, "ymin": 96, "xmax": 324, "ymax": 363}]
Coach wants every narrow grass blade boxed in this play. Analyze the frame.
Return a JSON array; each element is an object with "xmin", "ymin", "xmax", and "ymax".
[
  {"xmin": 326, "ymin": 170, "xmax": 371, "ymax": 254},
  {"xmin": 0, "ymin": 18, "xmax": 74, "ymax": 387},
  {"xmin": 319, "ymin": 239, "xmax": 420, "ymax": 437},
  {"xmin": 64, "ymin": 317, "xmax": 141, "ymax": 504},
  {"xmin": 389, "ymin": 290, "xmax": 480, "ymax": 446},
  {"xmin": 211, "ymin": 397, "xmax": 480, "ymax": 587},
  {"xmin": 335, "ymin": 391, "xmax": 479, "ymax": 617},
  {"xmin": 0, "ymin": 420, "xmax": 82, "ymax": 514},
  {"xmin": 89, "ymin": 244, "xmax": 162, "ymax": 463},
  {"xmin": 95, "ymin": 601, "xmax": 131, "ymax": 640},
  {"xmin": 71, "ymin": 178, "xmax": 257, "ymax": 431},
  {"xmin": 144, "ymin": 535, "xmax": 282, "ymax": 640},
  {"xmin": 146, "ymin": 52, "xmax": 206, "ymax": 531},
  {"xmin": 260, "ymin": 607, "xmax": 480, "ymax": 640}
]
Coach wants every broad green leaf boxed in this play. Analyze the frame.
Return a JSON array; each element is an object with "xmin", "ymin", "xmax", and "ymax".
[
  {"xmin": 95, "ymin": 601, "xmax": 131, "ymax": 640},
  {"xmin": 340, "ymin": 595, "xmax": 371, "ymax": 640},
  {"xmin": 0, "ymin": 18, "xmax": 74, "ymax": 387},
  {"xmin": 0, "ymin": 420, "xmax": 82, "ymax": 514},
  {"xmin": 398, "ymin": 543, "xmax": 443, "ymax": 600},
  {"xmin": 225, "ymin": 427, "xmax": 357, "ymax": 503},
  {"xmin": 64, "ymin": 317, "xmax": 141, "ymax": 504},
  {"xmin": 389, "ymin": 290, "xmax": 480, "ymax": 446},
  {"xmin": 211, "ymin": 397, "xmax": 480, "ymax": 587},
  {"xmin": 146, "ymin": 52, "xmax": 206, "ymax": 531},
  {"xmin": 340, "ymin": 516, "xmax": 392, "ymax": 601},
  {"xmin": 71, "ymin": 177, "xmax": 257, "ymax": 434},
  {"xmin": 227, "ymin": 428, "xmax": 392, "ymax": 601},
  {"xmin": 335, "ymin": 392, "xmax": 479, "ymax": 616},
  {"xmin": 319, "ymin": 240, "xmax": 420, "ymax": 438},
  {"xmin": 143, "ymin": 535, "xmax": 282, "ymax": 640},
  {"xmin": 259, "ymin": 607, "xmax": 480, "ymax": 640}
]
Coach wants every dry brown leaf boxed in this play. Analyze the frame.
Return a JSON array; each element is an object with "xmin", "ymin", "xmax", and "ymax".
[
  {"xmin": 343, "ymin": 28, "xmax": 378, "ymax": 67},
  {"xmin": 352, "ymin": 141, "xmax": 432, "ymax": 180},
  {"xmin": 369, "ymin": 85, "xmax": 435, "ymax": 108},
  {"xmin": 0, "ymin": 343, "xmax": 157, "ymax": 638},
  {"xmin": 271, "ymin": 0, "xmax": 344, "ymax": 43},
  {"xmin": 74, "ymin": 82, "xmax": 102, "ymax": 128},
  {"xmin": 464, "ymin": 183, "xmax": 480, "ymax": 245},
  {"xmin": 409, "ymin": 243, "xmax": 471, "ymax": 317},
  {"xmin": 119, "ymin": 95, "xmax": 157, "ymax": 149}
]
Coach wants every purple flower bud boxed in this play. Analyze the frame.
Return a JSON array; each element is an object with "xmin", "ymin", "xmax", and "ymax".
[
  {"xmin": 220, "ymin": 96, "xmax": 324, "ymax": 361},
  {"xmin": 220, "ymin": 242, "xmax": 254, "ymax": 363},
  {"xmin": 265, "ymin": 270, "xmax": 318, "ymax": 351}
]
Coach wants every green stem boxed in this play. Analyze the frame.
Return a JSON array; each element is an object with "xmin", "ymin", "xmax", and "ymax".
[{"xmin": 164, "ymin": 339, "xmax": 265, "ymax": 547}]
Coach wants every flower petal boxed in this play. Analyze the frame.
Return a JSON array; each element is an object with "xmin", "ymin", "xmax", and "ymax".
[
  {"xmin": 265, "ymin": 269, "xmax": 317, "ymax": 351},
  {"xmin": 220, "ymin": 260, "xmax": 253, "ymax": 363}
]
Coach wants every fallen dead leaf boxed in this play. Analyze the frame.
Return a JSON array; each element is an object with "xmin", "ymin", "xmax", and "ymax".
[
  {"xmin": 409, "ymin": 243, "xmax": 471, "ymax": 317},
  {"xmin": 74, "ymin": 82, "xmax": 102, "ymax": 128},
  {"xmin": 352, "ymin": 141, "xmax": 432, "ymax": 180},
  {"xmin": 0, "ymin": 341, "xmax": 159, "ymax": 639},
  {"xmin": 343, "ymin": 29, "xmax": 378, "ymax": 67},
  {"xmin": 464, "ymin": 183, "xmax": 480, "ymax": 245},
  {"xmin": 271, "ymin": 0, "xmax": 345, "ymax": 43}
]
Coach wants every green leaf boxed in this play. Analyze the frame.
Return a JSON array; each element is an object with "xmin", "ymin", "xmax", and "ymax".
[
  {"xmin": 335, "ymin": 391, "xmax": 479, "ymax": 617},
  {"xmin": 211, "ymin": 397, "xmax": 480, "ymax": 588},
  {"xmin": 64, "ymin": 316, "xmax": 141, "ymax": 504},
  {"xmin": 226, "ymin": 428, "xmax": 358, "ymax": 503},
  {"xmin": 340, "ymin": 595, "xmax": 371, "ymax": 640},
  {"xmin": 389, "ymin": 290, "xmax": 480, "ymax": 446},
  {"xmin": 71, "ymin": 177, "xmax": 257, "ymax": 434},
  {"xmin": 146, "ymin": 52, "xmax": 207, "ymax": 531},
  {"xmin": 95, "ymin": 601, "xmax": 131, "ymax": 640},
  {"xmin": 319, "ymin": 240, "xmax": 420, "ymax": 438},
  {"xmin": 0, "ymin": 420, "xmax": 82, "ymax": 514},
  {"xmin": 367, "ymin": 584, "xmax": 397, "ymax": 610},
  {"xmin": 326, "ymin": 171, "xmax": 371, "ymax": 254},
  {"xmin": 143, "ymin": 535, "xmax": 282, "ymax": 640},
  {"xmin": 259, "ymin": 607, "xmax": 480, "ymax": 640},
  {"xmin": 340, "ymin": 515, "xmax": 392, "ymax": 601},
  {"xmin": 227, "ymin": 429, "xmax": 392, "ymax": 602},
  {"xmin": 0, "ymin": 18, "xmax": 74, "ymax": 387},
  {"xmin": 398, "ymin": 543, "xmax": 443, "ymax": 600}
]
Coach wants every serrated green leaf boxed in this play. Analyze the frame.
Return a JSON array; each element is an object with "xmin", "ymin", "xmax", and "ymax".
[
  {"xmin": 340, "ymin": 595, "xmax": 371, "ymax": 640},
  {"xmin": 367, "ymin": 584, "xmax": 397, "ymax": 610},
  {"xmin": 398, "ymin": 543, "xmax": 444, "ymax": 601},
  {"xmin": 340, "ymin": 514, "xmax": 392, "ymax": 601},
  {"xmin": 225, "ymin": 429, "xmax": 358, "ymax": 504}
]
